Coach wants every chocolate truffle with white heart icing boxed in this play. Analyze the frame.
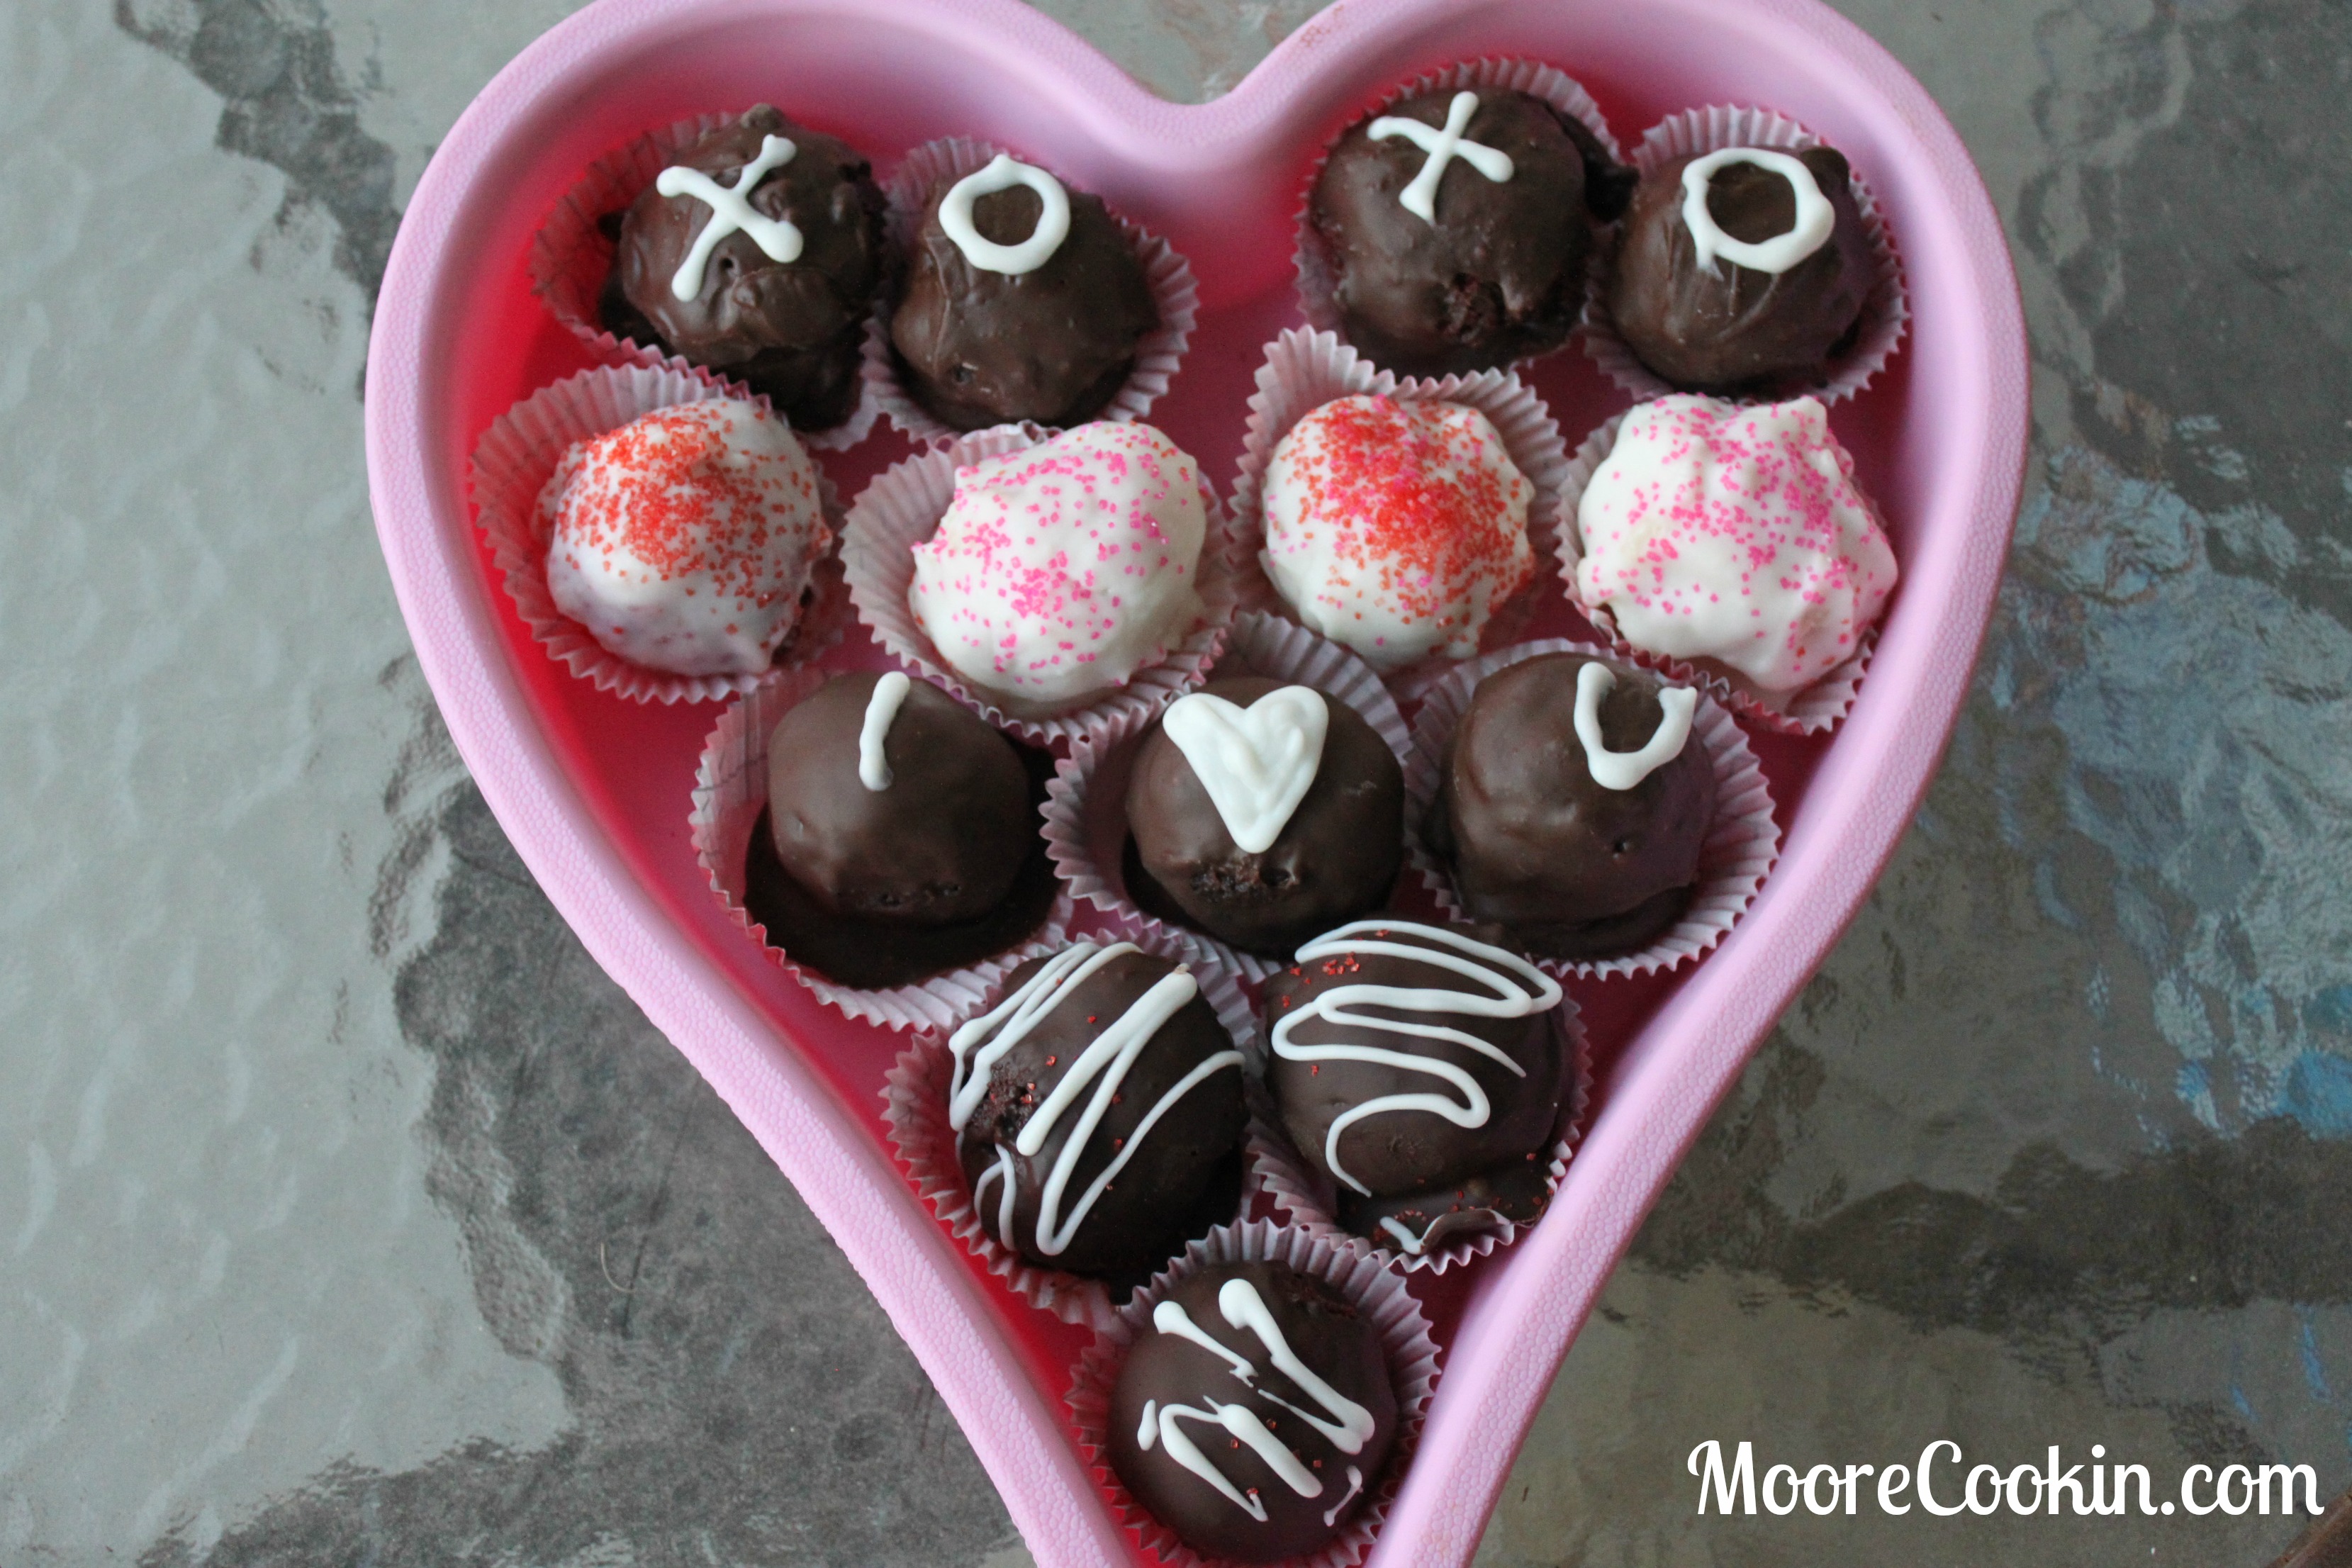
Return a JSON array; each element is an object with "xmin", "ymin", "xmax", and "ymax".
[
  {"xmin": 1309, "ymin": 87, "xmax": 1633, "ymax": 376},
  {"xmin": 1428, "ymin": 653, "xmax": 1714, "ymax": 961},
  {"xmin": 950, "ymin": 941, "xmax": 1247, "ymax": 1277},
  {"xmin": 1109, "ymin": 1260, "xmax": 1399, "ymax": 1562},
  {"xmin": 1263, "ymin": 918, "xmax": 1568, "ymax": 1255},
  {"xmin": 1604, "ymin": 145, "xmax": 1874, "ymax": 392},
  {"xmin": 609, "ymin": 106, "xmax": 886, "ymax": 432},
  {"xmin": 890, "ymin": 153, "xmax": 1160, "ymax": 430},
  {"xmin": 1125, "ymin": 678, "xmax": 1405, "ymax": 956}
]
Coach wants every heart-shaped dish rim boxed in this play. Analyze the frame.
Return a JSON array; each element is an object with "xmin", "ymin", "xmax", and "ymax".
[{"xmin": 364, "ymin": 0, "xmax": 2027, "ymax": 1562}]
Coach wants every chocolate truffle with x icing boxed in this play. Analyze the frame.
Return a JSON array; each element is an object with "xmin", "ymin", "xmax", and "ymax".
[
  {"xmin": 1265, "ymin": 918, "xmax": 1569, "ymax": 1255},
  {"xmin": 1125, "ymin": 678, "xmax": 1405, "ymax": 957},
  {"xmin": 1109, "ymin": 1260, "xmax": 1399, "ymax": 1562},
  {"xmin": 890, "ymin": 153, "xmax": 1160, "ymax": 430},
  {"xmin": 951, "ymin": 941, "xmax": 1247, "ymax": 1278},
  {"xmin": 608, "ymin": 106, "xmax": 885, "ymax": 431},
  {"xmin": 1427, "ymin": 653, "xmax": 1715, "ymax": 961},
  {"xmin": 1309, "ymin": 86, "xmax": 1634, "ymax": 377},
  {"xmin": 1603, "ymin": 144, "xmax": 1874, "ymax": 392}
]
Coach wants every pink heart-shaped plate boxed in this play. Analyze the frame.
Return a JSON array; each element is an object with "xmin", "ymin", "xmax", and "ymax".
[{"xmin": 364, "ymin": 0, "xmax": 2027, "ymax": 1561}]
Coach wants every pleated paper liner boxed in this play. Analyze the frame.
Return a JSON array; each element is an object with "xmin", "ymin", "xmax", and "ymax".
[
  {"xmin": 688, "ymin": 669, "xmax": 1072, "ymax": 1032},
  {"xmin": 1226, "ymin": 327, "xmax": 1573, "ymax": 702},
  {"xmin": 839, "ymin": 420, "xmax": 1240, "ymax": 751},
  {"xmin": 879, "ymin": 927, "xmax": 1262, "ymax": 1329},
  {"xmin": 1292, "ymin": 56, "xmax": 1623, "ymax": 369},
  {"xmin": 1553, "ymin": 410, "xmax": 1878, "ymax": 736},
  {"xmin": 526, "ymin": 108, "xmax": 884, "ymax": 452},
  {"xmin": 861, "ymin": 135, "xmax": 1199, "ymax": 447},
  {"xmin": 1245, "ymin": 1002, "xmax": 1593, "ymax": 1275},
  {"xmin": 1067, "ymin": 1219, "xmax": 1440, "ymax": 1568},
  {"xmin": 1041, "ymin": 612, "xmax": 1413, "ymax": 986},
  {"xmin": 469, "ymin": 362, "xmax": 850, "ymax": 705},
  {"xmin": 1403, "ymin": 639, "xmax": 1783, "ymax": 982},
  {"xmin": 1581, "ymin": 103, "xmax": 1910, "ymax": 408}
]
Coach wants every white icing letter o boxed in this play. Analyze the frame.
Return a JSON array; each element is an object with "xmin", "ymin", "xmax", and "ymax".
[
  {"xmin": 1680, "ymin": 147, "xmax": 1837, "ymax": 277},
  {"xmin": 939, "ymin": 154, "xmax": 1071, "ymax": 276}
]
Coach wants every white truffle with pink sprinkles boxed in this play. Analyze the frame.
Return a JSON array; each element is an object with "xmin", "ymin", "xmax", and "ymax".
[
  {"xmin": 1573, "ymin": 395, "xmax": 1897, "ymax": 698},
  {"xmin": 909, "ymin": 422, "xmax": 1209, "ymax": 711}
]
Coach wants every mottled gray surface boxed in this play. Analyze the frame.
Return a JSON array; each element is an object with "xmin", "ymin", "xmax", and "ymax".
[{"xmin": 1, "ymin": 0, "xmax": 2346, "ymax": 1564}]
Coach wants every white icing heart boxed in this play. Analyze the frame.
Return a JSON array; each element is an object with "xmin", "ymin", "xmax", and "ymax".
[{"xmin": 1160, "ymin": 686, "xmax": 1329, "ymax": 853}]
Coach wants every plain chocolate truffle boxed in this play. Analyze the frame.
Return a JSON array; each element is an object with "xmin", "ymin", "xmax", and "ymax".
[
  {"xmin": 610, "ymin": 106, "xmax": 885, "ymax": 431},
  {"xmin": 1109, "ymin": 1261, "xmax": 1398, "ymax": 1562},
  {"xmin": 1309, "ymin": 87, "xmax": 1633, "ymax": 378}
]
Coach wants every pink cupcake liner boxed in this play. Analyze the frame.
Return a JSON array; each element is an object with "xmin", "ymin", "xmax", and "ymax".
[
  {"xmin": 1245, "ymin": 1005, "xmax": 1592, "ymax": 1275},
  {"xmin": 1403, "ymin": 638, "xmax": 1782, "ymax": 982},
  {"xmin": 1553, "ymin": 412, "xmax": 1876, "ymax": 735},
  {"xmin": 839, "ymin": 422, "xmax": 1240, "ymax": 750},
  {"xmin": 688, "ymin": 671, "xmax": 1071, "ymax": 1031},
  {"xmin": 1226, "ymin": 327, "xmax": 1572, "ymax": 699},
  {"xmin": 878, "ymin": 928, "xmax": 1261, "ymax": 1329},
  {"xmin": 527, "ymin": 108, "xmax": 881, "ymax": 451},
  {"xmin": 1041, "ymin": 612, "xmax": 1413, "ymax": 985},
  {"xmin": 1293, "ymin": 57, "xmax": 1623, "ymax": 366},
  {"xmin": 861, "ymin": 136, "xmax": 1199, "ymax": 447},
  {"xmin": 1581, "ymin": 104, "xmax": 1910, "ymax": 408},
  {"xmin": 1068, "ymin": 1218, "xmax": 1440, "ymax": 1568},
  {"xmin": 469, "ymin": 362, "xmax": 850, "ymax": 705}
]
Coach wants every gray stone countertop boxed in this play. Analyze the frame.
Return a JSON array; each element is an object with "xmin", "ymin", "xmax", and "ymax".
[{"xmin": 3, "ymin": 0, "xmax": 2347, "ymax": 1564}]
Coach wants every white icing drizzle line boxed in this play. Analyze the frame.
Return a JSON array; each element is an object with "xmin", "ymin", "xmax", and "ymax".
[
  {"xmin": 1376, "ymin": 1216, "xmax": 1428, "ymax": 1255},
  {"xmin": 654, "ymin": 133, "xmax": 803, "ymax": 301},
  {"xmin": 1368, "ymin": 90, "xmax": 1514, "ymax": 224},
  {"xmin": 938, "ymin": 153, "xmax": 1071, "ymax": 275},
  {"xmin": 1679, "ymin": 146, "xmax": 1834, "ymax": 277},
  {"xmin": 1572, "ymin": 661, "xmax": 1697, "ymax": 791},
  {"xmin": 947, "ymin": 942, "xmax": 1242, "ymax": 1257},
  {"xmin": 1160, "ymin": 686, "xmax": 1328, "ymax": 855},
  {"xmin": 1270, "ymin": 919, "xmax": 1562, "ymax": 1197},
  {"xmin": 1322, "ymin": 1464, "xmax": 1366, "ymax": 1526},
  {"xmin": 856, "ymin": 671, "xmax": 912, "ymax": 791}
]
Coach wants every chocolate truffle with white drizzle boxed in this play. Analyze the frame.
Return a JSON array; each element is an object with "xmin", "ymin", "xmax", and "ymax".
[
  {"xmin": 1263, "ymin": 918, "xmax": 1568, "ymax": 1253},
  {"xmin": 951, "ymin": 941, "xmax": 1247, "ymax": 1277},
  {"xmin": 1428, "ymin": 652, "xmax": 1715, "ymax": 961},
  {"xmin": 1109, "ymin": 1260, "xmax": 1399, "ymax": 1562},
  {"xmin": 1604, "ymin": 142, "xmax": 1874, "ymax": 391},
  {"xmin": 1125, "ymin": 678, "xmax": 1405, "ymax": 957}
]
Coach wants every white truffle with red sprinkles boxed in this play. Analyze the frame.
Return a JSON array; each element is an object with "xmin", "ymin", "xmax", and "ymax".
[
  {"xmin": 1573, "ymin": 394, "xmax": 1897, "ymax": 698},
  {"xmin": 908, "ymin": 422, "xmax": 1209, "ymax": 711},
  {"xmin": 541, "ymin": 399, "xmax": 829, "ymax": 677}
]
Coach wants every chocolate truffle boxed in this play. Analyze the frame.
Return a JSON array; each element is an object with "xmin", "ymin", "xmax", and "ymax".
[
  {"xmin": 1428, "ymin": 654, "xmax": 1715, "ymax": 960},
  {"xmin": 1603, "ymin": 145, "xmax": 1874, "ymax": 393},
  {"xmin": 1265, "ymin": 919, "xmax": 1567, "ymax": 1254},
  {"xmin": 1126, "ymin": 679, "xmax": 1404, "ymax": 956},
  {"xmin": 611, "ymin": 106, "xmax": 885, "ymax": 432},
  {"xmin": 890, "ymin": 154, "xmax": 1159, "ymax": 430},
  {"xmin": 1309, "ymin": 87, "xmax": 1633, "ymax": 377},
  {"xmin": 949, "ymin": 942, "xmax": 1247, "ymax": 1277},
  {"xmin": 1109, "ymin": 1260, "xmax": 1398, "ymax": 1562}
]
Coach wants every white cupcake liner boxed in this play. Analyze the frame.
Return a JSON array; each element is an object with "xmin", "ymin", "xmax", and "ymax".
[
  {"xmin": 688, "ymin": 671, "xmax": 1071, "ymax": 1031},
  {"xmin": 1041, "ymin": 612, "xmax": 1414, "ymax": 985},
  {"xmin": 1293, "ymin": 57, "xmax": 1623, "ymax": 367},
  {"xmin": 861, "ymin": 136, "xmax": 1199, "ymax": 447},
  {"xmin": 1553, "ymin": 412, "xmax": 1876, "ymax": 734},
  {"xmin": 1245, "ymin": 1004, "xmax": 1592, "ymax": 1275},
  {"xmin": 1404, "ymin": 639, "xmax": 1782, "ymax": 981},
  {"xmin": 527, "ymin": 108, "xmax": 882, "ymax": 451},
  {"xmin": 1226, "ymin": 327, "xmax": 1573, "ymax": 700},
  {"xmin": 1581, "ymin": 105, "xmax": 1910, "ymax": 408},
  {"xmin": 468, "ymin": 362, "xmax": 851, "ymax": 705},
  {"xmin": 878, "ymin": 928, "xmax": 1261, "ymax": 1329},
  {"xmin": 1068, "ymin": 1219, "xmax": 1440, "ymax": 1568},
  {"xmin": 839, "ymin": 422, "xmax": 1240, "ymax": 750}
]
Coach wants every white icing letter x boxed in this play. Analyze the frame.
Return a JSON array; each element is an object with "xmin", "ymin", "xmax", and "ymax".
[
  {"xmin": 1369, "ymin": 90, "xmax": 1514, "ymax": 223},
  {"xmin": 655, "ymin": 134, "xmax": 803, "ymax": 301}
]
